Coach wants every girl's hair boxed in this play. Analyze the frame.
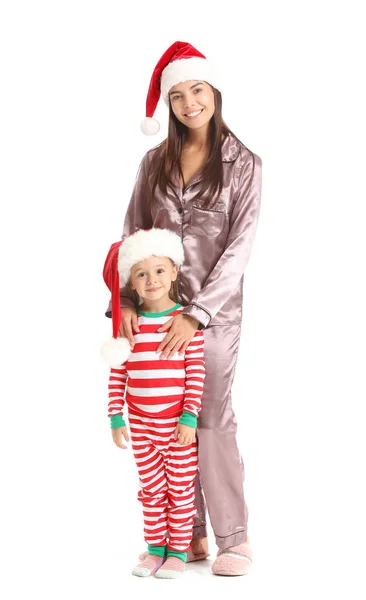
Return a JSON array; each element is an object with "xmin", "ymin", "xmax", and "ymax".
[{"xmin": 147, "ymin": 87, "xmax": 241, "ymax": 209}]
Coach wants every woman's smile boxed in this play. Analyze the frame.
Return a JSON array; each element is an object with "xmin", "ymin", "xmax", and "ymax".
[{"xmin": 184, "ymin": 109, "xmax": 204, "ymax": 119}]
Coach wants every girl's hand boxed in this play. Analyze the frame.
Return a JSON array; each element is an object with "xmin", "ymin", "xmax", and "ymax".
[
  {"xmin": 111, "ymin": 426, "xmax": 130, "ymax": 449},
  {"xmin": 118, "ymin": 307, "xmax": 139, "ymax": 348},
  {"xmin": 157, "ymin": 314, "xmax": 199, "ymax": 359},
  {"xmin": 174, "ymin": 423, "xmax": 196, "ymax": 446}
]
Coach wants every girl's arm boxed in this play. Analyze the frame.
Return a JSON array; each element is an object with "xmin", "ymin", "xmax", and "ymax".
[
  {"xmin": 108, "ymin": 364, "xmax": 130, "ymax": 450},
  {"xmin": 182, "ymin": 153, "xmax": 262, "ymax": 328},
  {"xmin": 174, "ymin": 330, "xmax": 205, "ymax": 445},
  {"xmin": 179, "ymin": 330, "xmax": 205, "ymax": 426},
  {"xmin": 108, "ymin": 364, "xmax": 128, "ymax": 428}
]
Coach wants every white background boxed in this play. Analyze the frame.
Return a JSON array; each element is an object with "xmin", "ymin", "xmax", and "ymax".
[{"xmin": 1, "ymin": 1, "xmax": 365, "ymax": 598}]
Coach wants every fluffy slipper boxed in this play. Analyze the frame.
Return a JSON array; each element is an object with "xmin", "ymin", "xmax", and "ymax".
[{"xmin": 212, "ymin": 541, "xmax": 252, "ymax": 576}]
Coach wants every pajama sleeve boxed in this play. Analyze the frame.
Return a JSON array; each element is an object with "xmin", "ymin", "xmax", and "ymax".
[
  {"xmin": 105, "ymin": 153, "xmax": 153, "ymax": 317},
  {"xmin": 182, "ymin": 153, "xmax": 262, "ymax": 328},
  {"xmin": 108, "ymin": 364, "xmax": 128, "ymax": 429},
  {"xmin": 179, "ymin": 330, "xmax": 205, "ymax": 428}
]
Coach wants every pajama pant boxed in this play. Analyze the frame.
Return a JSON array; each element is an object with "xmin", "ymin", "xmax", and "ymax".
[
  {"xmin": 129, "ymin": 412, "xmax": 198, "ymax": 553},
  {"xmin": 192, "ymin": 324, "xmax": 249, "ymax": 549}
]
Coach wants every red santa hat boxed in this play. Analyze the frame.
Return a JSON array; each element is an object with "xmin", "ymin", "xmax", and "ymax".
[
  {"xmin": 101, "ymin": 229, "xmax": 184, "ymax": 367},
  {"xmin": 141, "ymin": 40, "xmax": 221, "ymax": 135}
]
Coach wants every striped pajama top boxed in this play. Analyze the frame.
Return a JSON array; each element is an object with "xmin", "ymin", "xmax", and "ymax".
[{"xmin": 108, "ymin": 304, "xmax": 205, "ymax": 420}]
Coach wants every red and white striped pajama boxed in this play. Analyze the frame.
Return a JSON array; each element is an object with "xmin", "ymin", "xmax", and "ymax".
[
  {"xmin": 129, "ymin": 414, "xmax": 198, "ymax": 552},
  {"xmin": 108, "ymin": 304, "xmax": 205, "ymax": 555}
]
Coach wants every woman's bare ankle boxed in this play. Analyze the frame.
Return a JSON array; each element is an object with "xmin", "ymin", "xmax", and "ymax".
[{"xmin": 190, "ymin": 537, "xmax": 208, "ymax": 555}]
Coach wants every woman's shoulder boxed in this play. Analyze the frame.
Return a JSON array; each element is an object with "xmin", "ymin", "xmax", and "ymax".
[
  {"xmin": 223, "ymin": 133, "xmax": 261, "ymax": 171},
  {"xmin": 140, "ymin": 141, "xmax": 165, "ymax": 168}
]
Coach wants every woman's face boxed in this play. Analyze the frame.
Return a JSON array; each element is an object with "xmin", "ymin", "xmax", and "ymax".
[{"xmin": 169, "ymin": 80, "xmax": 215, "ymax": 131}]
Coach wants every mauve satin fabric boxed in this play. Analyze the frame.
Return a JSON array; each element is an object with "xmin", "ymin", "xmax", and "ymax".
[
  {"xmin": 106, "ymin": 133, "xmax": 262, "ymax": 328},
  {"xmin": 193, "ymin": 323, "xmax": 249, "ymax": 547}
]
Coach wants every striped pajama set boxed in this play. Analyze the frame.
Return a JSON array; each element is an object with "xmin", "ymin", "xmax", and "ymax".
[{"xmin": 108, "ymin": 304, "xmax": 205, "ymax": 557}]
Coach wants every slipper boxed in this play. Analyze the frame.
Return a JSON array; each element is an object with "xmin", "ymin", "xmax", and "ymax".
[
  {"xmin": 186, "ymin": 550, "xmax": 210, "ymax": 562},
  {"xmin": 212, "ymin": 540, "xmax": 252, "ymax": 576}
]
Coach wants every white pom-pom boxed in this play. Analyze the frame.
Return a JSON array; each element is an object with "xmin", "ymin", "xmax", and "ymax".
[
  {"xmin": 140, "ymin": 117, "xmax": 160, "ymax": 135},
  {"xmin": 100, "ymin": 337, "xmax": 131, "ymax": 367}
]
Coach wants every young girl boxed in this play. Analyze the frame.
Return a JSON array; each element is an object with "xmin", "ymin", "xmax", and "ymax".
[
  {"xmin": 107, "ymin": 41, "xmax": 262, "ymax": 576},
  {"xmin": 102, "ymin": 228, "xmax": 205, "ymax": 579}
]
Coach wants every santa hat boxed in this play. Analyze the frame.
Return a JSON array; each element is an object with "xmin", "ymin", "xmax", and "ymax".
[
  {"xmin": 141, "ymin": 41, "xmax": 221, "ymax": 135},
  {"xmin": 101, "ymin": 229, "xmax": 184, "ymax": 367}
]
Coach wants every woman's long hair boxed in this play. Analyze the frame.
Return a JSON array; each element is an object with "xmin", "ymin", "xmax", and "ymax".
[{"xmin": 147, "ymin": 88, "xmax": 240, "ymax": 209}]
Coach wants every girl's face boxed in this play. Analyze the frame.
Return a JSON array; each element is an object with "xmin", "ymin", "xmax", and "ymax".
[
  {"xmin": 130, "ymin": 255, "xmax": 178, "ymax": 301},
  {"xmin": 169, "ymin": 80, "xmax": 215, "ymax": 131}
]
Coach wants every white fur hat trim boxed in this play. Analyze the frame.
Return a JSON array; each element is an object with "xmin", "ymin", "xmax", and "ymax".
[
  {"xmin": 118, "ymin": 229, "xmax": 184, "ymax": 286},
  {"xmin": 161, "ymin": 57, "xmax": 220, "ymax": 105},
  {"xmin": 140, "ymin": 117, "xmax": 160, "ymax": 135},
  {"xmin": 101, "ymin": 337, "xmax": 131, "ymax": 368}
]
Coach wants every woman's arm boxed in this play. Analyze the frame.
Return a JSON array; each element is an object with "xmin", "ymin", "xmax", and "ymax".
[
  {"xmin": 157, "ymin": 153, "xmax": 262, "ymax": 358},
  {"xmin": 182, "ymin": 153, "xmax": 262, "ymax": 327}
]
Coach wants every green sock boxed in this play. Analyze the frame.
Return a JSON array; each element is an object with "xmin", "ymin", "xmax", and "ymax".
[
  {"xmin": 166, "ymin": 549, "xmax": 188, "ymax": 562},
  {"xmin": 147, "ymin": 544, "xmax": 167, "ymax": 558}
]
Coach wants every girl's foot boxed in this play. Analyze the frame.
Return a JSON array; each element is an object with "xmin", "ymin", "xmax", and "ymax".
[
  {"xmin": 155, "ymin": 556, "xmax": 185, "ymax": 579},
  {"xmin": 138, "ymin": 537, "xmax": 209, "ymax": 564},
  {"xmin": 212, "ymin": 538, "xmax": 252, "ymax": 576},
  {"xmin": 132, "ymin": 554, "xmax": 165, "ymax": 577}
]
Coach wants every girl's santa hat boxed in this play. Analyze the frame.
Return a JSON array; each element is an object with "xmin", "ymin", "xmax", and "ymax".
[
  {"xmin": 141, "ymin": 40, "xmax": 221, "ymax": 135},
  {"xmin": 101, "ymin": 228, "xmax": 184, "ymax": 367}
]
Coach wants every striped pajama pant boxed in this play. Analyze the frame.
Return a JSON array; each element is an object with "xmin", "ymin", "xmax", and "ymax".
[{"xmin": 129, "ymin": 412, "xmax": 198, "ymax": 553}]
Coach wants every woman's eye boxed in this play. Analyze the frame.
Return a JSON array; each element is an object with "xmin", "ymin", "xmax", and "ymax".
[
  {"xmin": 138, "ymin": 273, "xmax": 145, "ymax": 278},
  {"xmin": 172, "ymin": 94, "xmax": 181, "ymax": 101},
  {"xmin": 194, "ymin": 88, "xmax": 202, "ymax": 94},
  {"xmin": 157, "ymin": 269, "xmax": 164, "ymax": 274}
]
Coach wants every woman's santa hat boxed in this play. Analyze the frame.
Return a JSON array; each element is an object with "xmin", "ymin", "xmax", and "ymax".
[
  {"xmin": 141, "ymin": 40, "xmax": 221, "ymax": 135},
  {"xmin": 101, "ymin": 228, "xmax": 184, "ymax": 367}
]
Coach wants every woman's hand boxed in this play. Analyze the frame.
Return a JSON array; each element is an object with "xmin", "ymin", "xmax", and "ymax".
[
  {"xmin": 111, "ymin": 426, "xmax": 130, "ymax": 449},
  {"xmin": 174, "ymin": 423, "xmax": 196, "ymax": 446},
  {"xmin": 118, "ymin": 306, "xmax": 139, "ymax": 348},
  {"xmin": 157, "ymin": 314, "xmax": 199, "ymax": 359}
]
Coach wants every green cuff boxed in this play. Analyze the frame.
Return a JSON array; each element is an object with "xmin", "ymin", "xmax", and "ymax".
[
  {"xmin": 147, "ymin": 544, "xmax": 167, "ymax": 557},
  {"xmin": 166, "ymin": 549, "xmax": 188, "ymax": 563},
  {"xmin": 110, "ymin": 414, "xmax": 126, "ymax": 429},
  {"xmin": 178, "ymin": 411, "xmax": 197, "ymax": 428}
]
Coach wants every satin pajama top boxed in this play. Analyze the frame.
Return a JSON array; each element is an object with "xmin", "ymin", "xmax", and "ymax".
[{"xmin": 107, "ymin": 134, "xmax": 262, "ymax": 328}]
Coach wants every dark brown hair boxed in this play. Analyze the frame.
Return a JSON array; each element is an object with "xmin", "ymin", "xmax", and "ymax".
[{"xmin": 147, "ymin": 87, "xmax": 240, "ymax": 208}]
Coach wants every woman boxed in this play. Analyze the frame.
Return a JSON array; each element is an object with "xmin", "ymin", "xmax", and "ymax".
[{"xmin": 107, "ymin": 40, "xmax": 262, "ymax": 576}]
